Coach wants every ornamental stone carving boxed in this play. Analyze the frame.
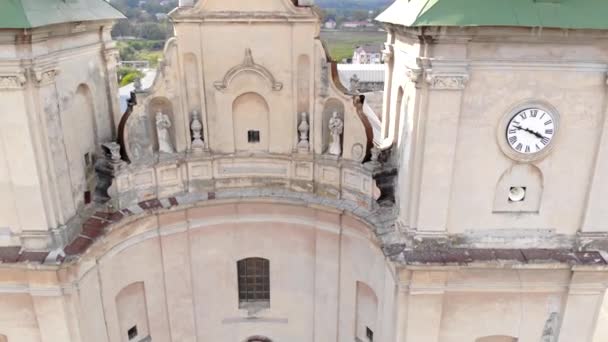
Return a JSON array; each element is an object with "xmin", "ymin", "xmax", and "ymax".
[
  {"xmin": 0, "ymin": 73, "xmax": 27, "ymax": 89},
  {"xmin": 426, "ymin": 73, "xmax": 469, "ymax": 90},
  {"xmin": 33, "ymin": 68, "xmax": 59, "ymax": 86},
  {"xmin": 382, "ymin": 43, "xmax": 394, "ymax": 63},
  {"xmin": 406, "ymin": 67, "xmax": 423, "ymax": 84}
]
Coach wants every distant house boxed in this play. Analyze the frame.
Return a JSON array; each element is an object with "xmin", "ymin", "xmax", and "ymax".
[
  {"xmin": 341, "ymin": 21, "xmax": 376, "ymax": 29},
  {"xmin": 352, "ymin": 44, "xmax": 383, "ymax": 64},
  {"xmin": 155, "ymin": 13, "xmax": 168, "ymax": 21},
  {"xmin": 324, "ymin": 19, "xmax": 337, "ymax": 29}
]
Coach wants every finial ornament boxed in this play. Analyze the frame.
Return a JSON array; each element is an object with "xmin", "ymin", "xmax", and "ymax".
[
  {"xmin": 191, "ymin": 110, "xmax": 205, "ymax": 153},
  {"xmin": 297, "ymin": 112, "xmax": 310, "ymax": 151}
]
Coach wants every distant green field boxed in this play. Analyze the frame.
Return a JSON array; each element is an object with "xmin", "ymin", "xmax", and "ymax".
[{"xmin": 320, "ymin": 30, "xmax": 386, "ymax": 62}]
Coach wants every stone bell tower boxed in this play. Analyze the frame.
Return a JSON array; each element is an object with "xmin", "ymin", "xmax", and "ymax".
[{"xmin": 0, "ymin": 0, "xmax": 123, "ymax": 253}]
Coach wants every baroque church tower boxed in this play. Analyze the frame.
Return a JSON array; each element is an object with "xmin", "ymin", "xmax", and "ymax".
[{"xmin": 0, "ymin": 0, "xmax": 608, "ymax": 341}]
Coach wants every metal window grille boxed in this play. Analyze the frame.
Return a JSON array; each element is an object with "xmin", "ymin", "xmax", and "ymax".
[{"xmin": 237, "ymin": 258, "xmax": 270, "ymax": 305}]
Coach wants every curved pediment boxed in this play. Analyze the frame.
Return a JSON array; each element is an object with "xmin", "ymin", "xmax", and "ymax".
[
  {"xmin": 196, "ymin": 0, "xmax": 297, "ymax": 13},
  {"xmin": 214, "ymin": 48, "xmax": 283, "ymax": 91}
]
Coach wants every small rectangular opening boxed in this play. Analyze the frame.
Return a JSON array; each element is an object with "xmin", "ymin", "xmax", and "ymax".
[
  {"xmin": 247, "ymin": 130, "xmax": 260, "ymax": 144},
  {"xmin": 366, "ymin": 327, "xmax": 374, "ymax": 342},
  {"xmin": 128, "ymin": 326, "xmax": 138, "ymax": 340},
  {"xmin": 84, "ymin": 191, "xmax": 92, "ymax": 204},
  {"xmin": 84, "ymin": 153, "xmax": 91, "ymax": 167}
]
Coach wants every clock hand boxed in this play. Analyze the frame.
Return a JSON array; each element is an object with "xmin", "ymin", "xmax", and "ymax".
[{"xmin": 514, "ymin": 125, "xmax": 545, "ymax": 140}]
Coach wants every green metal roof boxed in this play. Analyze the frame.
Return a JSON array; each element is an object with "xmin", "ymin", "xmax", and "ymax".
[
  {"xmin": 0, "ymin": 0, "xmax": 125, "ymax": 29},
  {"xmin": 376, "ymin": 0, "xmax": 608, "ymax": 30}
]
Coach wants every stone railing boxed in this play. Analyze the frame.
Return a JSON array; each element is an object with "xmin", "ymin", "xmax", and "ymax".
[{"xmin": 111, "ymin": 153, "xmax": 376, "ymax": 211}]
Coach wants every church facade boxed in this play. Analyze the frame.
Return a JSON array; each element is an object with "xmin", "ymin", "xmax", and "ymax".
[{"xmin": 1, "ymin": 0, "xmax": 608, "ymax": 341}]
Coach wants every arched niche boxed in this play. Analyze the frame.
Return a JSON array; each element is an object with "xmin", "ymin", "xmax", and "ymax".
[
  {"xmin": 116, "ymin": 282, "xmax": 150, "ymax": 342},
  {"xmin": 493, "ymin": 164, "xmax": 543, "ymax": 213},
  {"xmin": 147, "ymin": 97, "xmax": 175, "ymax": 153},
  {"xmin": 297, "ymin": 54, "xmax": 310, "ymax": 114},
  {"xmin": 355, "ymin": 281, "xmax": 378, "ymax": 342},
  {"xmin": 322, "ymin": 98, "xmax": 345, "ymax": 154},
  {"xmin": 233, "ymin": 92, "xmax": 270, "ymax": 152},
  {"xmin": 183, "ymin": 53, "xmax": 202, "ymax": 114},
  {"xmin": 63, "ymin": 83, "xmax": 97, "ymax": 207},
  {"xmin": 476, "ymin": 336, "xmax": 518, "ymax": 342}
]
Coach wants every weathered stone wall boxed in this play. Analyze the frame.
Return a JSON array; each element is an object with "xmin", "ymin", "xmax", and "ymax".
[
  {"xmin": 0, "ymin": 202, "xmax": 395, "ymax": 342},
  {"xmin": 0, "ymin": 21, "xmax": 120, "ymax": 249}
]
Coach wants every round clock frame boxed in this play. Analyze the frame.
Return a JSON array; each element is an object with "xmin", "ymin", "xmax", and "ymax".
[{"xmin": 497, "ymin": 102, "xmax": 560, "ymax": 162}]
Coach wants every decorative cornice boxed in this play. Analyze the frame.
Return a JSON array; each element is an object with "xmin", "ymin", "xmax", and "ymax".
[
  {"xmin": 425, "ymin": 73, "xmax": 469, "ymax": 90},
  {"xmin": 32, "ymin": 68, "xmax": 59, "ymax": 86},
  {"xmin": 214, "ymin": 48, "xmax": 283, "ymax": 91},
  {"xmin": 0, "ymin": 72, "xmax": 27, "ymax": 89}
]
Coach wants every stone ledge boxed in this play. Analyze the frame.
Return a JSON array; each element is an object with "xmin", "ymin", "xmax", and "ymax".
[{"xmin": 389, "ymin": 247, "xmax": 607, "ymax": 267}]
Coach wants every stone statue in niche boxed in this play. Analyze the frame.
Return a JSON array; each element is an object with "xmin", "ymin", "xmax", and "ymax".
[
  {"xmin": 297, "ymin": 112, "xmax": 310, "ymax": 151},
  {"xmin": 328, "ymin": 111, "xmax": 344, "ymax": 156},
  {"xmin": 129, "ymin": 111, "xmax": 154, "ymax": 163},
  {"xmin": 541, "ymin": 312, "xmax": 560, "ymax": 342},
  {"xmin": 350, "ymin": 74, "xmax": 360, "ymax": 93},
  {"xmin": 156, "ymin": 111, "xmax": 175, "ymax": 153},
  {"xmin": 190, "ymin": 110, "xmax": 205, "ymax": 153}
]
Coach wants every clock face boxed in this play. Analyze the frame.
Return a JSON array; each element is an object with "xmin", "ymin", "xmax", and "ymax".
[{"xmin": 506, "ymin": 108, "xmax": 556, "ymax": 154}]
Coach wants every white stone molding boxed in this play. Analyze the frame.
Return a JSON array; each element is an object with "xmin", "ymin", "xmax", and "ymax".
[
  {"xmin": 0, "ymin": 72, "xmax": 27, "ymax": 89},
  {"xmin": 214, "ymin": 48, "xmax": 283, "ymax": 91},
  {"xmin": 425, "ymin": 73, "xmax": 470, "ymax": 90},
  {"xmin": 382, "ymin": 43, "xmax": 394, "ymax": 64},
  {"xmin": 405, "ymin": 67, "xmax": 423, "ymax": 84}
]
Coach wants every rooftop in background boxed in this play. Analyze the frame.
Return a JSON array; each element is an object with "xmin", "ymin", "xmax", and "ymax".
[
  {"xmin": 376, "ymin": 0, "xmax": 608, "ymax": 30},
  {"xmin": 337, "ymin": 63, "xmax": 385, "ymax": 88},
  {"xmin": 355, "ymin": 44, "xmax": 383, "ymax": 54},
  {"xmin": 119, "ymin": 69, "xmax": 157, "ymax": 113},
  {"xmin": 0, "ymin": 0, "xmax": 125, "ymax": 29}
]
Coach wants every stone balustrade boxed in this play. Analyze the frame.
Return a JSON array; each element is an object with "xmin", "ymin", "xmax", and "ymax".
[{"xmin": 112, "ymin": 153, "xmax": 377, "ymax": 211}]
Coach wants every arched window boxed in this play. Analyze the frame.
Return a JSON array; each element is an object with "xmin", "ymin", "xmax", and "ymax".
[{"xmin": 237, "ymin": 258, "xmax": 270, "ymax": 308}]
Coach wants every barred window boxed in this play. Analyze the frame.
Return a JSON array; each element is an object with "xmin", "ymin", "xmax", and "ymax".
[{"xmin": 237, "ymin": 258, "xmax": 270, "ymax": 307}]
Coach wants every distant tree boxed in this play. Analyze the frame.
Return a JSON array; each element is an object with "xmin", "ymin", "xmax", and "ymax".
[
  {"xmin": 118, "ymin": 43, "xmax": 137, "ymax": 61},
  {"xmin": 112, "ymin": 19, "xmax": 135, "ymax": 38},
  {"xmin": 352, "ymin": 10, "xmax": 369, "ymax": 21},
  {"xmin": 138, "ymin": 23, "xmax": 167, "ymax": 40},
  {"xmin": 117, "ymin": 67, "xmax": 144, "ymax": 86}
]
